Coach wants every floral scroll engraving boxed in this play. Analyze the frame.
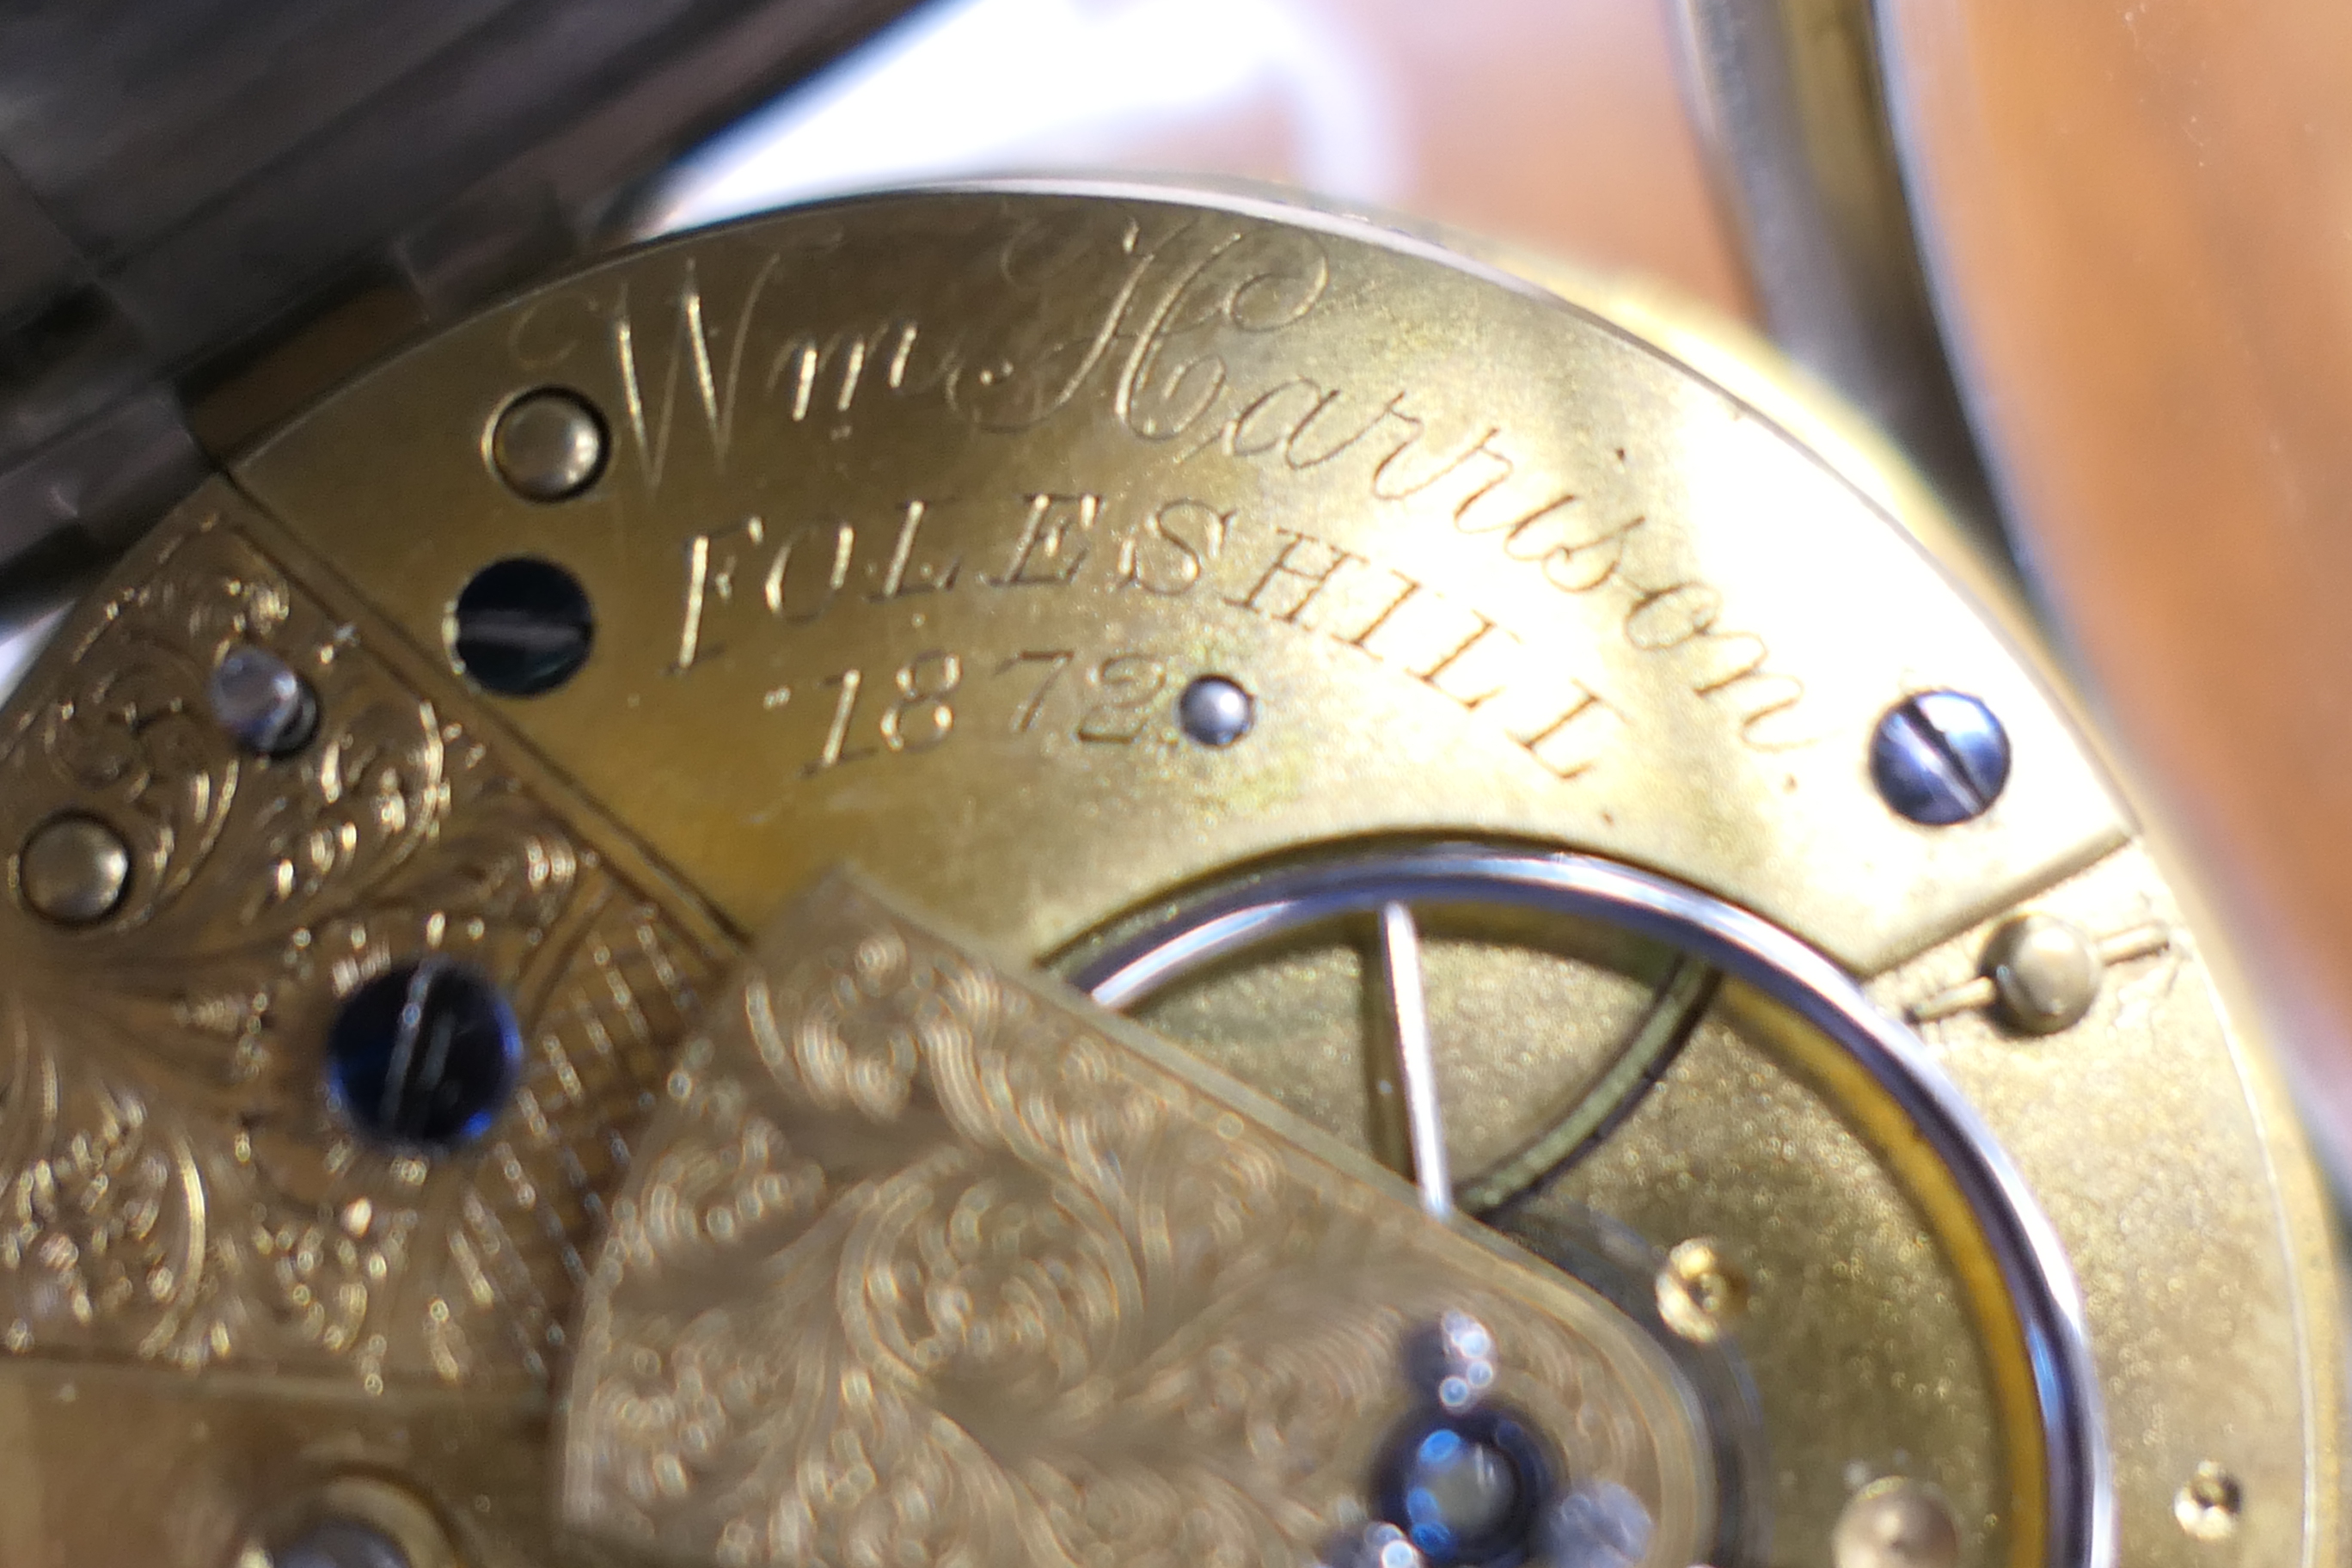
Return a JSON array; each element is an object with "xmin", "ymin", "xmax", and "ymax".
[
  {"xmin": 561, "ymin": 876, "xmax": 1709, "ymax": 1568},
  {"xmin": 0, "ymin": 510, "xmax": 726, "ymax": 1390}
]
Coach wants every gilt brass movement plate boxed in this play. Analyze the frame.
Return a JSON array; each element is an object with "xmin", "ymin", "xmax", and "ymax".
[{"xmin": 0, "ymin": 184, "xmax": 2335, "ymax": 1568}]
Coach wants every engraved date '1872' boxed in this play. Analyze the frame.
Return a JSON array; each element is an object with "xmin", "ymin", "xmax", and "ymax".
[{"xmin": 783, "ymin": 648, "xmax": 1175, "ymax": 775}]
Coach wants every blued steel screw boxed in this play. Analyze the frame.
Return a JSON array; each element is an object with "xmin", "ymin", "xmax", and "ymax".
[
  {"xmin": 208, "ymin": 644, "xmax": 319, "ymax": 756},
  {"xmin": 450, "ymin": 556, "xmax": 595, "ymax": 697},
  {"xmin": 326, "ymin": 958, "xmax": 522, "ymax": 1148},
  {"xmin": 1869, "ymin": 690, "xmax": 2011, "ymax": 826}
]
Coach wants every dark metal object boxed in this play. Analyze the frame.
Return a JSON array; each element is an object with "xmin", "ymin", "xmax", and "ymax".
[
  {"xmin": 1870, "ymin": 690, "xmax": 2012, "ymax": 826},
  {"xmin": 207, "ymin": 643, "xmax": 319, "ymax": 756},
  {"xmin": 0, "ymin": 0, "xmax": 928, "ymax": 591},
  {"xmin": 1178, "ymin": 674, "xmax": 1255, "ymax": 747},
  {"xmin": 450, "ymin": 556, "xmax": 596, "ymax": 696},
  {"xmin": 326, "ymin": 959, "xmax": 522, "ymax": 1148}
]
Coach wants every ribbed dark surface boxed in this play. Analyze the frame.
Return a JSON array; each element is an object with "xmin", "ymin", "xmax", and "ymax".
[{"xmin": 0, "ymin": 0, "xmax": 923, "ymax": 576}]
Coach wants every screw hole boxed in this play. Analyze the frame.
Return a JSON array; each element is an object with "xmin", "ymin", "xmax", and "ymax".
[{"xmin": 449, "ymin": 557, "xmax": 594, "ymax": 697}]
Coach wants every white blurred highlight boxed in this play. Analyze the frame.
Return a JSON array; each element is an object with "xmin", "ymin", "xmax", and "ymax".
[
  {"xmin": 644, "ymin": 0, "xmax": 1410, "ymax": 234},
  {"xmin": 0, "ymin": 604, "xmax": 66, "ymax": 699}
]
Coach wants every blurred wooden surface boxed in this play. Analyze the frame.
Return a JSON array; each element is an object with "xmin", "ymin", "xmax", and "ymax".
[{"xmin": 1878, "ymin": 0, "xmax": 2352, "ymax": 1151}]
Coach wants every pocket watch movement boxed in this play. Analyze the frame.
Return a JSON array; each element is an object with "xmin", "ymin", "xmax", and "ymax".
[{"xmin": 0, "ymin": 182, "xmax": 2336, "ymax": 1568}]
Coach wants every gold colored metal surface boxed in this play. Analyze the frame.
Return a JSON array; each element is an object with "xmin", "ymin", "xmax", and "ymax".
[
  {"xmin": 0, "ymin": 185, "xmax": 2334, "ymax": 1568},
  {"xmin": 560, "ymin": 873, "xmax": 1712, "ymax": 1567},
  {"xmin": 0, "ymin": 1362, "xmax": 571, "ymax": 1568},
  {"xmin": 1866, "ymin": 842, "xmax": 2343, "ymax": 1568},
  {"xmin": 0, "ymin": 481, "xmax": 730, "ymax": 1388},
  {"xmin": 232, "ymin": 187, "xmax": 2125, "ymax": 974},
  {"xmin": 1535, "ymin": 981, "xmax": 2029, "ymax": 1568},
  {"xmin": 1108, "ymin": 899, "xmax": 1700, "ymax": 1203}
]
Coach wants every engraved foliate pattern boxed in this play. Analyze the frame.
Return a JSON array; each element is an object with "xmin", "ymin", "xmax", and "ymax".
[
  {"xmin": 562, "ymin": 877, "xmax": 1709, "ymax": 1568},
  {"xmin": 0, "ymin": 511, "xmax": 724, "ymax": 1387}
]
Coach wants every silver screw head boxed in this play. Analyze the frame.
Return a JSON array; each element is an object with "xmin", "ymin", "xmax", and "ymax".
[
  {"xmin": 489, "ymin": 388, "xmax": 606, "ymax": 501},
  {"xmin": 1983, "ymin": 913, "xmax": 2103, "ymax": 1034},
  {"xmin": 208, "ymin": 644, "xmax": 319, "ymax": 756},
  {"xmin": 1832, "ymin": 1479, "xmax": 1961, "ymax": 1568},
  {"xmin": 1869, "ymin": 690, "xmax": 2012, "ymax": 825},
  {"xmin": 16, "ymin": 813, "xmax": 130, "ymax": 926},
  {"xmin": 1179, "ymin": 675, "xmax": 1255, "ymax": 747}
]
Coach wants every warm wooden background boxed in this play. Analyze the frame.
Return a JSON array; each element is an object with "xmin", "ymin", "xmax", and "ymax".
[{"xmin": 1868, "ymin": 2, "xmax": 2352, "ymax": 1161}]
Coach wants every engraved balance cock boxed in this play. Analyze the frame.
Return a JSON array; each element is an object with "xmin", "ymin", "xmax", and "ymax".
[{"xmin": 558, "ymin": 874, "xmax": 1713, "ymax": 1568}]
